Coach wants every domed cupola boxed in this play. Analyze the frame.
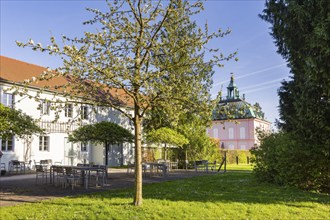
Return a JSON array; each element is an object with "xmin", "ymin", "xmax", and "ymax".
[{"xmin": 226, "ymin": 73, "xmax": 239, "ymax": 100}]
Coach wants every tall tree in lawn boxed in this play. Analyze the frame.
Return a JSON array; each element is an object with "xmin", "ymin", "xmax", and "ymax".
[
  {"xmin": 15, "ymin": 0, "xmax": 234, "ymax": 205},
  {"xmin": 258, "ymin": 0, "xmax": 329, "ymax": 191},
  {"xmin": 69, "ymin": 121, "xmax": 134, "ymax": 166}
]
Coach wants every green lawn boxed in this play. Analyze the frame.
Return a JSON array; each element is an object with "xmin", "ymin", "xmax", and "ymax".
[
  {"xmin": 224, "ymin": 163, "xmax": 254, "ymax": 171},
  {"xmin": 2, "ymin": 168, "xmax": 329, "ymax": 219}
]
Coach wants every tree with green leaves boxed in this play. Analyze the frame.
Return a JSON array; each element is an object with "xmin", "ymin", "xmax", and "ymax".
[
  {"xmin": 69, "ymin": 121, "xmax": 134, "ymax": 166},
  {"xmin": 253, "ymin": 0, "xmax": 330, "ymax": 192},
  {"xmin": 177, "ymin": 114, "xmax": 218, "ymax": 162},
  {"xmin": 15, "ymin": 0, "xmax": 234, "ymax": 205},
  {"xmin": 146, "ymin": 127, "xmax": 188, "ymax": 160},
  {"xmin": 0, "ymin": 103, "xmax": 43, "ymax": 139}
]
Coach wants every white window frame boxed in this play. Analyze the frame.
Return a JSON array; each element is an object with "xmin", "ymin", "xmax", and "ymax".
[
  {"xmin": 40, "ymin": 100, "xmax": 50, "ymax": 115},
  {"xmin": 213, "ymin": 128, "xmax": 219, "ymax": 139},
  {"xmin": 240, "ymin": 127, "xmax": 246, "ymax": 139},
  {"xmin": 81, "ymin": 105, "xmax": 89, "ymax": 120},
  {"xmin": 1, "ymin": 136, "xmax": 14, "ymax": 151},
  {"xmin": 1, "ymin": 92, "xmax": 14, "ymax": 108},
  {"xmin": 65, "ymin": 103, "xmax": 73, "ymax": 118},
  {"xmin": 81, "ymin": 142, "xmax": 88, "ymax": 152},
  {"xmin": 39, "ymin": 136, "xmax": 50, "ymax": 151},
  {"xmin": 228, "ymin": 128, "xmax": 234, "ymax": 139}
]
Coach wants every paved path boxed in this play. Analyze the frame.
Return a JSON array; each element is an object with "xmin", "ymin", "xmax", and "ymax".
[{"xmin": 0, "ymin": 168, "xmax": 215, "ymax": 207}]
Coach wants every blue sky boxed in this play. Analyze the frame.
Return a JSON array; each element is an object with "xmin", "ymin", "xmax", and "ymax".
[{"xmin": 0, "ymin": 0, "xmax": 290, "ymax": 126}]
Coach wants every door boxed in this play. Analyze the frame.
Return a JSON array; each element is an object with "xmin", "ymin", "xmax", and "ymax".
[
  {"xmin": 64, "ymin": 137, "xmax": 76, "ymax": 165},
  {"xmin": 108, "ymin": 144, "xmax": 123, "ymax": 166}
]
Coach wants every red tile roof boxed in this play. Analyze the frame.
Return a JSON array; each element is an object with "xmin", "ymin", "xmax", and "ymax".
[
  {"xmin": 0, "ymin": 55, "xmax": 67, "ymax": 88},
  {"xmin": 0, "ymin": 56, "xmax": 134, "ymax": 107}
]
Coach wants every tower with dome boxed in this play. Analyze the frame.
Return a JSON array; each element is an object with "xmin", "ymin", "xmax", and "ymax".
[{"xmin": 207, "ymin": 74, "xmax": 271, "ymax": 150}]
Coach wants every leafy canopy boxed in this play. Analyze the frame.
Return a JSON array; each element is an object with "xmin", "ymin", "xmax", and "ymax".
[
  {"xmin": 146, "ymin": 127, "xmax": 188, "ymax": 147},
  {"xmin": 254, "ymin": 0, "xmax": 330, "ymax": 193},
  {"xmin": 0, "ymin": 104, "xmax": 43, "ymax": 139},
  {"xmin": 69, "ymin": 121, "xmax": 134, "ymax": 145},
  {"xmin": 15, "ymin": 0, "xmax": 234, "ymax": 206}
]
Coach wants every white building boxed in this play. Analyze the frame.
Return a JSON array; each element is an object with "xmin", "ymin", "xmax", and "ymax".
[{"xmin": 0, "ymin": 56, "xmax": 135, "ymax": 170}]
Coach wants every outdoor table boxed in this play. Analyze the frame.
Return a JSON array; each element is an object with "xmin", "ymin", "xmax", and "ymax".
[
  {"xmin": 8, "ymin": 160, "xmax": 25, "ymax": 174},
  {"xmin": 50, "ymin": 165, "xmax": 107, "ymax": 189},
  {"xmin": 143, "ymin": 162, "xmax": 168, "ymax": 176},
  {"xmin": 194, "ymin": 160, "xmax": 209, "ymax": 172}
]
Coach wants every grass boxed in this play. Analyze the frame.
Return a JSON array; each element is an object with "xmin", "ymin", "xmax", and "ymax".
[
  {"xmin": 1, "ymin": 166, "xmax": 329, "ymax": 220},
  {"xmin": 224, "ymin": 163, "xmax": 254, "ymax": 171}
]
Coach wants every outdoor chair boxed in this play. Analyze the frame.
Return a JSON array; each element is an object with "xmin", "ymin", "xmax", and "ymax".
[
  {"xmin": 52, "ymin": 166, "xmax": 65, "ymax": 187},
  {"xmin": 26, "ymin": 160, "xmax": 32, "ymax": 170},
  {"xmin": 156, "ymin": 160, "xmax": 169, "ymax": 174},
  {"xmin": 142, "ymin": 163, "xmax": 151, "ymax": 177},
  {"xmin": 127, "ymin": 162, "xmax": 135, "ymax": 175},
  {"xmin": 194, "ymin": 160, "xmax": 208, "ymax": 172},
  {"xmin": 156, "ymin": 163, "xmax": 168, "ymax": 176},
  {"xmin": 40, "ymin": 159, "xmax": 52, "ymax": 167},
  {"xmin": 9, "ymin": 160, "xmax": 24, "ymax": 174},
  {"xmin": 93, "ymin": 165, "xmax": 107, "ymax": 187},
  {"xmin": 170, "ymin": 160, "xmax": 179, "ymax": 170},
  {"xmin": 35, "ymin": 165, "xmax": 48, "ymax": 184},
  {"xmin": 0, "ymin": 163, "xmax": 6, "ymax": 176},
  {"xmin": 33, "ymin": 160, "xmax": 40, "ymax": 170},
  {"xmin": 64, "ymin": 167, "xmax": 81, "ymax": 190}
]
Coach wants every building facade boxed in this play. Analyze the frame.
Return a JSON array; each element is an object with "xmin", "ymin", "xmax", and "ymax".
[
  {"xmin": 207, "ymin": 75, "xmax": 271, "ymax": 150},
  {"xmin": 0, "ymin": 56, "xmax": 135, "ymax": 170}
]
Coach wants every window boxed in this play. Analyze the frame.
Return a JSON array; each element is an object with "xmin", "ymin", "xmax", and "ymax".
[
  {"xmin": 228, "ymin": 128, "xmax": 234, "ymax": 139},
  {"xmin": 1, "ymin": 136, "xmax": 14, "ymax": 151},
  {"xmin": 240, "ymin": 127, "xmax": 246, "ymax": 139},
  {"xmin": 81, "ymin": 106, "xmax": 89, "ymax": 120},
  {"xmin": 81, "ymin": 142, "xmax": 88, "ymax": 152},
  {"xmin": 39, "ymin": 136, "xmax": 50, "ymax": 151},
  {"xmin": 213, "ymin": 128, "xmax": 219, "ymax": 139},
  {"xmin": 40, "ymin": 100, "xmax": 50, "ymax": 115},
  {"xmin": 65, "ymin": 103, "xmax": 73, "ymax": 118},
  {"xmin": 1, "ymin": 93, "xmax": 14, "ymax": 108}
]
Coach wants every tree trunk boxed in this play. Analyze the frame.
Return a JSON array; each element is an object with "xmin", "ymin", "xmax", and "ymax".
[
  {"xmin": 133, "ymin": 111, "xmax": 143, "ymax": 206},
  {"xmin": 105, "ymin": 141, "xmax": 108, "ymax": 166},
  {"xmin": 164, "ymin": 143, "xmax": 167, "ymax": 160}
]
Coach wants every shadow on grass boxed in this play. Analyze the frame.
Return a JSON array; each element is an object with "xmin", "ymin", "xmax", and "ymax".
[
  {"xmin": 2, "ymin": 171, "xmax": 329, "ymax": 207},
  {"xmin": 54, "ymin": 172, "xmax": 330, "ymax": 207}
]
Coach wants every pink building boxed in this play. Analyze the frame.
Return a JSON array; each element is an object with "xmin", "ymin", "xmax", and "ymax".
[{"xmin": 207, "ymin": 75, "xmax": 271, "ymax": 150}]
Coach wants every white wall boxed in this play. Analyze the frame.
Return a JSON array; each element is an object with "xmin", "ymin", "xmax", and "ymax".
[{"xmin": 0, "ymin": 82, "xmax": 135, "ymax": 170}]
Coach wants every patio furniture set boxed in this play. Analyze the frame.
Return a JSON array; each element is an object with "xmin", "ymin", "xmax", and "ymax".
[
  {"xmin": 34, "ymin": 160, "xmax": 107, "ymax": 190},
  {"xmin": 127, "ymin": 159, "xmax": 218, "ymax": 177}
]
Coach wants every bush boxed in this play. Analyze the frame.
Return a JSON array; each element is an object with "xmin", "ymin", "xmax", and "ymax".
[{"xmin": 251, "ymin": 131, "xmax": 330, "ymax": 193}]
